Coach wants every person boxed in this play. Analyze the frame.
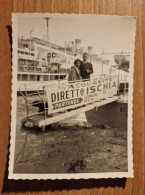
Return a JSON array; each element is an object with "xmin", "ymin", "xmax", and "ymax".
[
  {"xmin": 80, "ymin": 52, "xmax": 94, "ymax": 80},
  {"xmin": 68, "ymin": 59, "xmax": 82, "ymax": 81}
]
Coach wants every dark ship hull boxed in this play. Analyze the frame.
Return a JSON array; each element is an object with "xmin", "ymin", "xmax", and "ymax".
[{"xmin": 86, "ymin": 100, "xmax": 127, "ymax": 129}]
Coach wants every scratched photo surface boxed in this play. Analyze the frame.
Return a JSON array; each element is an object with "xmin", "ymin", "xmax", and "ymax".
[{"xmin": 9, "ymin": 14, "xmax": 136, "ymax": 179}]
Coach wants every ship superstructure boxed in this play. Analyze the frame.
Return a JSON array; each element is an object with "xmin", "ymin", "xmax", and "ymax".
[{"xmin": 17, "ymin": 37, "xmax": 76, "ymax": 90}]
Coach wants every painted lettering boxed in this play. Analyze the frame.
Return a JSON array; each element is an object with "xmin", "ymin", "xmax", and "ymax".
[
  {"xmin": 103, "ymin": 83, "xmax": 108, "ymax": 90},
  {"xmin": 97, "ymin": 84, "xmax": 102, "ymax": 91},
  {"xmin": 112, "ymin": 81, "xmax": 116, "ymax": 88},
  {"xmin": 90, "ymin": 86, "xmax": 96, "ymax": 93},
  {"xmin": 60, "ymin": 91, "xmax": 65, "ymax": 100},
  {"xmin": 51, "ymin": 93, "xmax": 56, "ymax": 102}
]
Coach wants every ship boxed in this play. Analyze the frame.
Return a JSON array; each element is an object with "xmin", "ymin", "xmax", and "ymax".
[
  {"xmin": 84, "ymin": 53, "xmax": 129, "ymax": 129},
  {"xmin": 114, "ymin": 53, "xmax": 130, "ymax": 72},
  {"xmin": 85, "ymin": 55, "xmax": 129, "ymax": 129},
  {"xmin": 17, "ymin": 36, "xmax": 76, "ymax": 91}
]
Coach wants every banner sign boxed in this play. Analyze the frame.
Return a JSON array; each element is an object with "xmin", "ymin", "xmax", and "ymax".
[{"xmin": 45, "ymin": 75, "xmax": 118, "ymax": 114}]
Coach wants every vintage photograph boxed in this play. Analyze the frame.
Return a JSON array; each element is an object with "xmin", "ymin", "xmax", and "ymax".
[{"xmin": 9, "ymin": 14, "xmax": 136, "ymax": 179}]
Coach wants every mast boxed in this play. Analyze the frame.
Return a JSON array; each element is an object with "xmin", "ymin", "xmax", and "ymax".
[
  {"xmin": 43, "ymin": 17, "xmax": 52, "ymax": 72},
  {"xmin": 43, "ymin": 17, "xmax": 52, "ymax": 42}
]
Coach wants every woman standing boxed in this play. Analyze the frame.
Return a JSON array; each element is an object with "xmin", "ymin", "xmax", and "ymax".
[{"xmin": 68, "ymin": 59, "xmax": 82, "ymax": 81}]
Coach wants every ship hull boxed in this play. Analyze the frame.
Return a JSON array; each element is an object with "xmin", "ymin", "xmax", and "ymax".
[{"xmin": 86, "ymin": 101, "xmax": 127, "ymax": 129}]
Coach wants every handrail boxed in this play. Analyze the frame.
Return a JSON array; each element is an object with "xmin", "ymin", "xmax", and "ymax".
[
  {"xmin": 37, "ymin": 86, "xmax": 47, "ymax": 123},
  {"xmin": 19, "ymin": 83, "xmax": 46, "ymax": 118},
  {"xmin": 19, "ymin": 84, "xmax": 29, "ymax": 116},
  {"xmin": 19, "ymin": 74, "xmax": 121, "ymax": 90},
  {"xmin": 43, "ymin": 86, "xmax": 47, "ymax": 123}
]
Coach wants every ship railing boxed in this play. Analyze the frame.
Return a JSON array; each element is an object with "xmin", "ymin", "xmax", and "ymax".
[
  {"xmin": 118, "ymin": 74, "xmax": 129, "ymax": 94},
  {"xmin": 18, "ymin": 65, "xmax": 68, "ymax": 74},
  {"xmin": 19, "ymin": 84, "xmax": 45, "ymax": 117}
]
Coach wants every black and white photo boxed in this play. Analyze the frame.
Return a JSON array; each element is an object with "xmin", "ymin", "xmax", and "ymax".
[{"xmin": 9, "ymin": 13, "xmax": 136, "ymax": 179}]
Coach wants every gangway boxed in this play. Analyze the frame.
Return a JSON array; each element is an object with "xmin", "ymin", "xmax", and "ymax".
[{"xmin": 20, "ymin": 76, "xmax": 120, "ymax": 131}]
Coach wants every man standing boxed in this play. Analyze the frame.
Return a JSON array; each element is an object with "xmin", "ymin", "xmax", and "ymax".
[{"xmin": 80, "ymin": 53, "xmax": 94, "ymax": 80}]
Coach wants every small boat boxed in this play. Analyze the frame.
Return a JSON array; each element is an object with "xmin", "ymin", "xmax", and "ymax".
[{"xmin": 114, "ymin": 54, "xmax": 130, "ymax": 72}]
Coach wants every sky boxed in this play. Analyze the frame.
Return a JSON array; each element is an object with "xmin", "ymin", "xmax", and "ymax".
[{"xmin": 16, "ymin": 14, "xmax": 136, "ymax": 55}]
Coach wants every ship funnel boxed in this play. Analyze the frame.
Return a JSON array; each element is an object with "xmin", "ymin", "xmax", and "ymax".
[
  {"xmin": 75, "ymin": 39, "xmax": 81, "ymax": 49},
  {"xmin": 88, "ymin": 46, "xmax": 93, "ymax": 54}
]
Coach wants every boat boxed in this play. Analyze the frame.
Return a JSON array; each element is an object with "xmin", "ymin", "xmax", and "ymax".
[
  {"xmin": 85, "ymin": 67, "xmax": 129, "ymax": 129},
  {"xmin": 114, "ymin": 53, "xmax": 130, "ymax": 72},
  {"xmin": 17, "ymin": 37, "xmax": 75, "ymax": 91},
  {"xmin": 84, "ymin": 53, "xmax": 129, "ymax": 129}
]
